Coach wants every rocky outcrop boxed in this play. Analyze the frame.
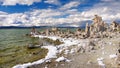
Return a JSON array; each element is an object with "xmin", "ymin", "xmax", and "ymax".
[
  {"xmin": 30, "ymin": 27, "xmax": 40, "ymax": 36},
  {"xmin": 110, "ymin": 21, "xmax": 120, "ymax": 32},
  {"xmin": 87, "ymin": 15, "xmax": 108, "ymax": 38},
  {"xmin": 30, "ymin": 15, "xmax": 120, "ymax": 39},
  {"xmin": 85, "ymin": 23, "xmax": 90, "ymax": 37},
  {"xmin": 77, "ymin": 41, "xmax": 96, "ymax": 53}
]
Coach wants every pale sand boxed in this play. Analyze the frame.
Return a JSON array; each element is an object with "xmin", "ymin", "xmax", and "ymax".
[{"xmin": 29, "ymin": 38, "xmax": 119, "ymax": 68}]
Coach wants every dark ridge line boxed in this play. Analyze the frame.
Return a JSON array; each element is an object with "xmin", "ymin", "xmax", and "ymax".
[{"xmin": 0, "ymin": 26, "xmax": 85, "ymax": 29}]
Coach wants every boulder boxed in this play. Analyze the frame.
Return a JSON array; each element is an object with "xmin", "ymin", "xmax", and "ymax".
[{"xmin": 27, "ymin": 44, "xmax": 41, "ymax": 49}]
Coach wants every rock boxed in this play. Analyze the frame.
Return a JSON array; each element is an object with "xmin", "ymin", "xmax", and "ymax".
[
  {"xmin": 110, "ymin": 21, "xmax": 120, "ymax": 32},
  {"xmin": 116, "ymin": 54, "xmax": 120, "ymax": 67},
  {"xmin": 118, "ymin": 49, "xmax": 120, "ymax": 53},
  {"xmin": 89, "ymin": 41, "xmax": 96, "ymax": 46},
  {"xmin": 85, "ymin": 23, "xmax": 90, "ymax": 37},
  {"xmin": 86, "ymin": 41, "xmax": 96, "ymax": 52},
  {"xmin": 27, "ymin": 44, "xmax": 41, "ymax": 49},
  {"xmin": 77, "ymin": 46, "xmax": 85, "ymax": 53},
  {"xmin": 55, "ymin": 56, "xmax": 71, "ymax": 62}
]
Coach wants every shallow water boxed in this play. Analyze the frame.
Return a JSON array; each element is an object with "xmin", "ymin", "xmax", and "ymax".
[
  {"xmin": 0, "ymin": 28, "xmax": 48, "ymax": 68},
  {"xmin": 0, "ymin": 29, "xmax": 31, "ymax": 49},
  {"xmin": 0, "ymin": 28, "xmax": 78, "ymax": 68},
  {"xmin": 0, "ymin": 27, "xmax": 72, "ymax": 51}
]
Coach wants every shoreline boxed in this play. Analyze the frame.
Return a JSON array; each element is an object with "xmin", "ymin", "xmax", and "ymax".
[
  {"xmin": 13, "ymin": 34, "xmax": 120, "ymax": 68},
  {"xmin": 13, "ymin": 15, "xmax": 120, "ymax": 68},
  {"xmin": 13, "ymin": 35, "xmax": 79, "ymax": 68}
]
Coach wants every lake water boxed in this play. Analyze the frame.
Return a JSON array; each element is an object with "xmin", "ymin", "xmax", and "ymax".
[
  {"xmin": 0, "ymin": 28, "xmax": 78, "ymax": 68},
  {"xmin": 0, "ymin": 27, "xmax": 78, "ymax": 54},
  {"xmin": 0, "ymin": 29, "xmax": 31, "ymax": 50},
  {"xmin": 0, "ymin": 28, "xmax": 47, "ymax": 68}
]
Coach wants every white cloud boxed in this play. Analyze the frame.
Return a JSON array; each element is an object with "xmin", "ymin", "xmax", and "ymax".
[
  {"xmin": 0, "ymin": 0, "xmax": 120, "ymax": 27},
  {"xmin": 0, "ymin": 0, "xmax": 41, "ymax": 6},
  {"xmin": 101, "ymin": 0, "xmax": 120, "ymax": 2},
  {"xmin": 0, "ymin": 11, "xmax": 8, "ymax": 15},
  {"xmin": 60, "ymin": 1, "xmax": 80, "ymax": 10},
  {"xmin": 79, "ymin": 1, "xmax": 120, "ymax": 23},
  {"xmin": 44, "ymin": 0, "xmax": 61, "ymax": 5}
]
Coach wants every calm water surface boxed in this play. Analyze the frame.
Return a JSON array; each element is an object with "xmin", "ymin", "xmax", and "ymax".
[
  {"xmin": 0, "ymin": 29, "xmax": 31, "ymax": 50},
  {"xmin": 0, "ymin": 28, "xmax": 77, "ymax": 68}
]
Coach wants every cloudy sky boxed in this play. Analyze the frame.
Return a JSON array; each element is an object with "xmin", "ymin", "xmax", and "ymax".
[{"xmin": 0, "ymin": 0, "xmax": 120, "ymax": 27}]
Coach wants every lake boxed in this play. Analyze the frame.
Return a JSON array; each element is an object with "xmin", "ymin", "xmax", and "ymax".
[{"xmin": 0, "ymin": 28, "xmax": 79, "ymax": 68}]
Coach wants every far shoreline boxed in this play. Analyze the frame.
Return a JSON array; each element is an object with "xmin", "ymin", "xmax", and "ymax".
[{"xmin": 0, "ymin": 26, "xmax": 85, "ymax": 29}]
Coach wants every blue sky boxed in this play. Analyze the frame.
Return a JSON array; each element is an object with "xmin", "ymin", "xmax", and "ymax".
[
  {"xmin": 0, "ymin": 0, "xmax": 99, "ymax": 13},
  {"xmin": 0, "ymin": 0, "xmax": 120, "ymax": 27}
]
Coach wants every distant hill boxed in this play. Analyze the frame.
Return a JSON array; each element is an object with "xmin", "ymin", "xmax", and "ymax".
[
  {"xmin": 0, "ymin": 26, "xmax": 85, "ymax": 29},
  {"xmin": 0, "ymin": 26, "xmax": 47, "ymax": 29}
]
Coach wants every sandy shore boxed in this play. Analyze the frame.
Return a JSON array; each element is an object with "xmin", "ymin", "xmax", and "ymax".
[
  {"xmin": 27, "ymin": 34, "xmax": 120, "ymax": 68},
  {"xmin": 13, "ymin": 33, "xmax": 120, "ymax": 68}
]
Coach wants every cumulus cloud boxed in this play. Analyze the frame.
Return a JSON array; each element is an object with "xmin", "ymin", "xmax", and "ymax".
[
  {"xmin": 80, "ymin": 1, "xmax": 120, "ymax": 23},
  {"xmin": 44, "ymin": 0, "xmax": 61, "ymax": 5},
  {"xmin": 59, "ymin": 1, "xmax": 80, "ymax": 10},
  {"xmin": 0, "ymin": 9, "xmax": 90, "ymax": 27},
  {"xmin": 0, "ymin": 0, "xmax": 41, "ymax": 6},
  {"xmin": 101, "ymin": 0, "xmax": 120, "ymax": 2},
  {"xmin": 0, "ymin": 0, "xmax": 120, "ymax": 27}
]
